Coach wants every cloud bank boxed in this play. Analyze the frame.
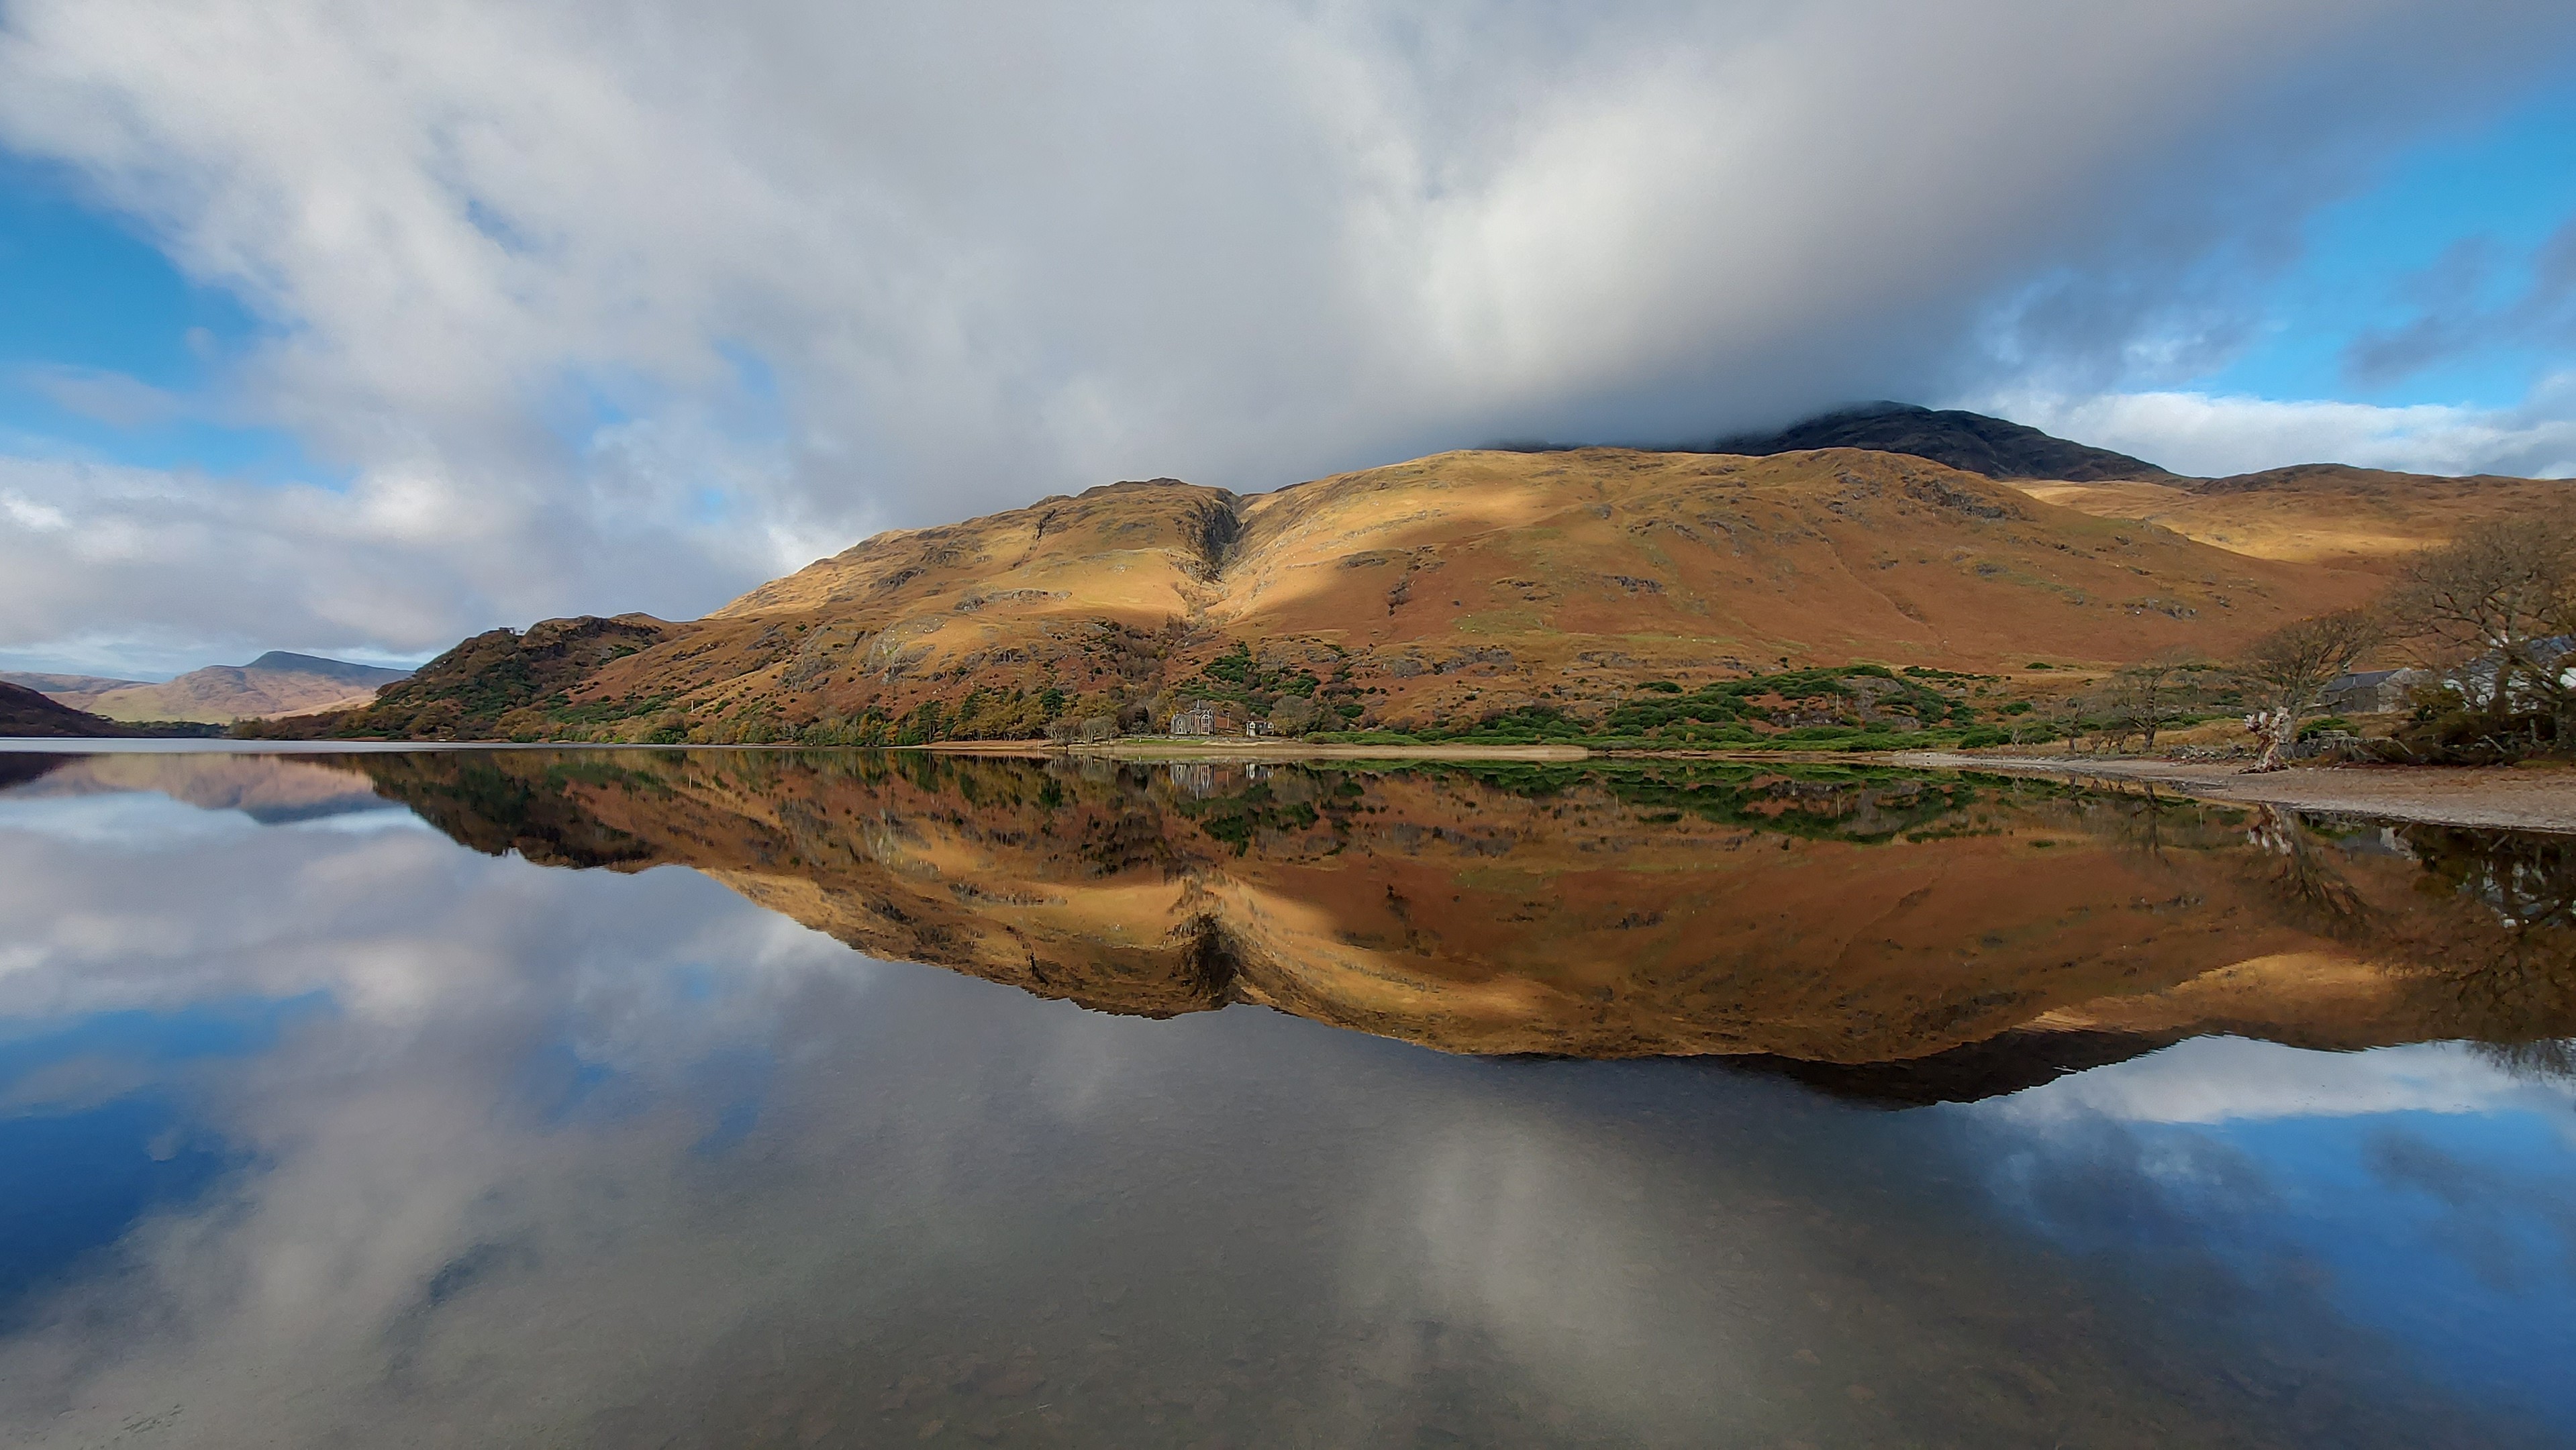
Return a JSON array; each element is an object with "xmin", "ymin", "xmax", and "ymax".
[
  {"xmin": 1990, "ymin": 377, "xmax": 2576, "ymax": 480},
  {"xmin": 2, "ymin": 1, "xmax": 2573, "ymax": 667}
]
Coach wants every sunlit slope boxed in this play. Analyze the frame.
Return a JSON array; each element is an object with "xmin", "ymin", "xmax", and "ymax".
[
  {"xmin": 1217, "ymin": 446, "xmax": 2362, "ymax": 677},
  {"xmin": 2015, "ymin": 465, "xmax": 2576, "ymax": 571},
  {"xmin": 560, "ymin": 477, "xmax": 1238, "ymax": 718}
]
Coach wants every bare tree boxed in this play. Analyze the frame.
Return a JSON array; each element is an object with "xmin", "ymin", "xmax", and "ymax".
[
  {"xmin": 2057, "ymin": 692, "xmax": 2091, "ymax": 752},
  {"xmin": 2099, "ymin": 654, "xmax": 2203, "ymax": 754},
  {"xmin": 2238, "ymin": 611, "xmax": 2381, "ymax": 772},
  {"xmin": 2386, "ymin": 518, "xmax": 2576, "ymax": 739}
]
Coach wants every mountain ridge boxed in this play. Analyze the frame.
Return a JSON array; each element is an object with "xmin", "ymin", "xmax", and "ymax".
[
  {"xmin": 289, "ymin": 442, "xmax": 2371, "ymax": 743},
  {"xmin": 21, "ymin": 653, "xmax": 414, "ymax": 723},
  {"xmin": 1712, "ymin": 402, "xmax": 2175, "ymax": 482}
]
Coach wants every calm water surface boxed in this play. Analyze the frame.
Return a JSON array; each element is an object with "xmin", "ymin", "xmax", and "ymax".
[{"xmin": 0, "ymin": 747, "xmax": 2571, "ymax": 1448}]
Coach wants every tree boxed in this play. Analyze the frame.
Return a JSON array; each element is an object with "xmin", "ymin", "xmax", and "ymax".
[
  {"xmin": 2046, "ymin": 692, "xmax": 2086, "ymax": 752},
  {"xmin": 2097, "ymin": 654, "xmax": 2203, "ymax": 754},
  {"xmin": 2237, "ymin": 611, "xmax": 2382, "ymax": 772},
  {"xmin": 1267, "ymin": 694, "xmax": 1321, "ymax": 735},
  {"xmin": 2385, "ymin": 518, "xmax": 2576, "ymax": 743}
]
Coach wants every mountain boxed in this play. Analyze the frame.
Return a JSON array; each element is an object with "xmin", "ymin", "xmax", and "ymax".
[
  {"xmin": 275, "ymin": 399, "xmax": 2576, "ymax": 747},
  {"xmin": 1712, "ymin": 402, "xmax": 2175, "ymax": 482},
  {"xmin": 0, "ymin": 680, "xmax": 148, "ymax": 737},
  {"xmin": 58, "ymin": 652, "xmax": 413, "ymax": 723},
  {"xmin": 297, "ymin": 444, "xmax": 2400, "ymax": 743}
]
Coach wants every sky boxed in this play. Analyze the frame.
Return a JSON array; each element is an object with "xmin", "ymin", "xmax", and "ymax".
[{"xmin": 1, "ymin": 1, "xmax": 2574, "ymax": 677}]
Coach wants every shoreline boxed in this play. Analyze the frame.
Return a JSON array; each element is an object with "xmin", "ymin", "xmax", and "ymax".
[
  {"xmin": 9, "ymin": 736, "xmax": 2569, "ymax": 832},
  {"xmin": 933, "ymin": 739, "xmax": 1595, "ymax": 763},
  {"xmin": 1895, "ymin": 751, "xmax": 2576, "ymax": 833}
]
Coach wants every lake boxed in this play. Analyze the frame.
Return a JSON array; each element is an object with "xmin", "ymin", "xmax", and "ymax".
[{"xmin": 0, "ymin": 746, "xmax": 2571, "ymax": 1447}]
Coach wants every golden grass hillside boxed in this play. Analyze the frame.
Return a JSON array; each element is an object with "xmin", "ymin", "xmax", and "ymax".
[{"xmin": 2016, "ymin": 465, "xmax": 2575, "ymax": 572}]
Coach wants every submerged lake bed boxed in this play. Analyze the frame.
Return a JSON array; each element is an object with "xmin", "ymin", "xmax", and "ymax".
[{"xmin": 0, "ymin": 747, "xmax": 2571, "ymax": 1447}]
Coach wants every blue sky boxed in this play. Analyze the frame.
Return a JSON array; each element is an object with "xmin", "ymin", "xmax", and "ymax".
[
  {"xmin": 1971, "ymin": 1039, "xmax": 2576, "ymax": 1435},
  {"xmin": 0, "ymin": 158, "xmax": 315, "ymax": 481},
  {"xmin": 0, "ymin": 3, "xmax": 2571, "ymax": 676},
  {"xmin": 2196, "ymin": 81, "xmax": 2576, "ymax": 411}
]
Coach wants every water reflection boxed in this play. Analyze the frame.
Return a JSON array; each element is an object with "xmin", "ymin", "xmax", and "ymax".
[
  {"xmin": 345, "ymin": 748, "xmax": 2576, "ymax": 1076},
  {"xmin": 0, "ymin": 749, "xmax": 2567, "ymax": 1447}
]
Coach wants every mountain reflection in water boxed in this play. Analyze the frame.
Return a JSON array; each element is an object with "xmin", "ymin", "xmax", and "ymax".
[
  {"xmin": 0, "ymin": 747, "xmax": 2570, "ymax": 1449},
  {"xmin": 348, "ymin": 747, "xmax": 2576, "ymax": 1086}
]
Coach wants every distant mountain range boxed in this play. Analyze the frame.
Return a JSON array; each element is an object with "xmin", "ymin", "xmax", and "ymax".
[{"xmin": 2, "ymin": 651, "xmax": 411, "ymax": 725}]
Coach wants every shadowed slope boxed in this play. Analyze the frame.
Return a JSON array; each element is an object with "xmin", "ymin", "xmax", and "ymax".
[
  {"xmin": 1712, "ymin": 403, "xmax": 2174, "ymax": 481},
  {"xmin": 0, "ymin": 681, "xmax": 144, "ymax": 737},
  {"xmin": 0, "ymin": 672, "xmax": 146, "ymax": 698}
]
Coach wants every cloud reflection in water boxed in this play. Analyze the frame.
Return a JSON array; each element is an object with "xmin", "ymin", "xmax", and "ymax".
[{"xmin": 0, "ymin": 754, "xmax": 2567, "ymax": 1447}]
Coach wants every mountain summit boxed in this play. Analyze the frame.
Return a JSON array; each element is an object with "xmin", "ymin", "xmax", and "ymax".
[{"xmin": 1714, "ymin": 403, "xmax": 2173, "ymax": 482}]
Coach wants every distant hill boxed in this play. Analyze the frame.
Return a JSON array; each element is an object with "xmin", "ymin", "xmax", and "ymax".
[
  {"xmin": 51, "ymin": 652, "xmax": 414, "ymax": 723},
  {"xmin": 1714, "ymin": 403, "xmax": 2174, "ymax": 482},
  {"xmin": 0, "ymin": 680, "xmax": 147, "ymax": 737}
]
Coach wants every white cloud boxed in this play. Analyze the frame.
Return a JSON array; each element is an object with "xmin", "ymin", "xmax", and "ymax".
[
  {"xmin": 0, "ymin": 452, "xmax": 799, "ymax": 671},
  {"xmin": 1, "ymin": 1, "xmax": 2573, "ymax": 668},
  {"xmin": 1986, "ymin": 378, "xmax": 2576, "ymax": 478}
]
